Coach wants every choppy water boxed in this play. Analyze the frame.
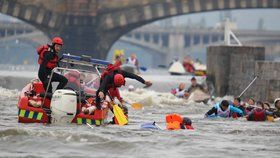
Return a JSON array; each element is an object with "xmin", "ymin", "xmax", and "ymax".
[{"xmin": 1, "ymin": 73, "xmax": 280, "ymax": 158}]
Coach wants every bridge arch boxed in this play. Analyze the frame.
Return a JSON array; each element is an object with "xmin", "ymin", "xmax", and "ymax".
[{"xmin": 1, "ymin": 0, "xmax": 280, "ymax": 59}]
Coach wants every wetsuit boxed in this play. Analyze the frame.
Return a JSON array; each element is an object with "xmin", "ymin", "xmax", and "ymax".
[
  {"xmin": 96, "ymin": 70, "xmax": 145, "ymax": 109},
  {"xmin": 38, "ymin": 46, "xmax": 68, "ymax": 93},
  {"xmin": 205, "ymin": 104, "xmax": 243, "ymax": 118}
]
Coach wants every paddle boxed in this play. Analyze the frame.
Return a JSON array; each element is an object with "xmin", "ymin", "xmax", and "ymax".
[
  {"xmin": 107, "ymin": 94, "xmax": 128, "ymax": 126},
  {"xmin": 238, "ymin": 75, "xmax": 258, "ymax": 98},
  {"xmin": 87, "ymin": 123, "xmax": 94, "ymax": 128},
  {"xmin": 112, "ymin": 103, "xmax": 128, "ymax": 126},
  {"xmin": 123, "ymin": 100, "xmax": 143, "ymax": 110}
]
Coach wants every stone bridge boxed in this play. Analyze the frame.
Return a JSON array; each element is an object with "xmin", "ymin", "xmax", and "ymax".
[
  {"xmin": 120, "ymin": 26, "xmax": 280, "ymax": 64},
  {"xmin": 1, "ymin": 0, "xmax": 280, "ymax": 59}
]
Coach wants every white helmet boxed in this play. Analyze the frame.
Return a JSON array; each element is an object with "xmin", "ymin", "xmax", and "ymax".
[{"xmin": 274, "ymin": 98, "xmax": 280, "ymax": 104}]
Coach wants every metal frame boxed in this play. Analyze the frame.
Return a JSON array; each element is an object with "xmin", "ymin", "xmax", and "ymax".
[{"xmin": 41, "ymin": 54, "xmax": 107, "ymax": 107}]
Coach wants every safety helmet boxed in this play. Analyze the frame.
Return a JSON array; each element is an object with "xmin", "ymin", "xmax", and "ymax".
[
  {"xmin": 52, "ymin": 37, "xmax": 63, "ymax": 45},
  {"xmin": 114, "ymin": 74, "xmax": 125, "ymax": 87},
  {"xmin": 182, "ymin": 117, "xmax": 192, "ymax": 125},
  {"xmin": 274, "ymin": 98, "xmax": 280, "ymax": 105}
]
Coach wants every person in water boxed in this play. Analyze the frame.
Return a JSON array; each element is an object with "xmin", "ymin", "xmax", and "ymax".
[
  {"xmin": 185, "ymin": 77, "xmax": 207, "ymax": 98},
  {"xmin": 273, "ymin": 98, "xmax": 280, "ymax": 118},
  {"xmin": 205, "ymin": 100, "xmax": 243, "ymax": 118},
  {"xmin": 182, "ymin": 56, "xmax": 195, "ymax": 73},
  {"xmin": 126, "ymin": 53, "xmax": 140, "ymax": 73},
  {"xmin": 96, "ymin": 64, "xmax": 152, "ymax": 110},
  {"xmin": 171, "ymin": 83, "xmax": 187, "ymax": 98},
  {"xmin": 247, "ymin": 101, "xmax": 273, "ymax": 121},
  {"xmin": 166, "ymin": 113, "xmax": 194, "ymax": 130},
  {"xmin": 245, "ymin": 98, "xmax": 256, "ymax": 112},
  {"xmin": 114, "ymin": 55, "xmax": 122, "ymax": 67},
  {"xmin": 37, "ymin": 37, "xmax": 68, "ymax": 93},
  {"xmin": 232, "ymin": 97, "xmax": 246, "ymax": 117}
]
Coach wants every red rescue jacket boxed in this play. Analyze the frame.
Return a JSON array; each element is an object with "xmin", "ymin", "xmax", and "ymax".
[
  {"xmin": 101, "ymin": 64, "xmax": 121, "ymax": 80},
  {"xmin": 100, "ymin": 64, "xmax": 123, "ymax": 89},
  {"xmin": 253, "ymin": 108, "xmax": 266, "ymax": 121},
  {"xmin": 37, "ymin": 45, "xmax": 58, "ymax": 69}
]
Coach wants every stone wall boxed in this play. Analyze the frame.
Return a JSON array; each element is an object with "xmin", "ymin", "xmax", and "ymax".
[
  {"xmin": 207, "ymin": 46, "xmax": 266, "ymax": 98},
  {"xmin": 208, "ymin": 45, "xmax": 280, "ymax": 102},
  {"xmin": 253, "ymin": 61, "xmax": 280, "ymax": 102},
  {"xmin": 227, "ymin": 46, "xmax": 265, "ymax": 98},
  {"xmin": 207, "ymin": 46, "xmax": 232, "ymax": 95}
]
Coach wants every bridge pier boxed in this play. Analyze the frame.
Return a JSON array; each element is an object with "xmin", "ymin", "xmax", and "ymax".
[
  {"xmin": 207, "ymin": 46, "xmax": 268, "ymax": 100},
  {"xmin": 168, "ymin": 33, "xmax": 185, "ymax": 60},
  {"xmin": 59, "ymin": 26, "xmax": 121, "ymax": 59}
]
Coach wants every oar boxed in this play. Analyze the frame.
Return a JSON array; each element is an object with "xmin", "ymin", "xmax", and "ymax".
[
  {"xmin": 87, "ymin": 123, "xmax": 94, "ymax": 129},
  {"xmin": 238, "ymin": 75, "xmax": 258, "ymax": 98},
  {"xmin": 107, "ymin": 94, "xmax": 128, "ymax": 126},
  {"xmin": 123, "ymin": 100, "xmax": 143, "ymax": 110},
  {"xmin": 111, "ymin": 103, "xmax": 128, "ymax": 126}
]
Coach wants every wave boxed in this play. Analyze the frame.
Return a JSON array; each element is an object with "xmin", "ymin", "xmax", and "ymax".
[{"xmin": 0, "ymin": 87, "xmax": 19, "ymax": 98}]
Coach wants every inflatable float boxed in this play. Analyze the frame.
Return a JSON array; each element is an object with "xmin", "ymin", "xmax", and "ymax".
[{"xmin": 168, "ymin": 61, "xmax": 186, "ymax": 75}]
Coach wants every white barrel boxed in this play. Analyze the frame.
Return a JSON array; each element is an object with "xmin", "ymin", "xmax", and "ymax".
[{"xmin": 50, "ymin": 89, "xmax": 77, "ymax": 124}]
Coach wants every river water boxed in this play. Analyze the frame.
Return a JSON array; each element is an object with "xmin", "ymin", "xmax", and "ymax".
[{"xmin": 0, "ymin": 69, "xmax": 280, "ymax": 158}]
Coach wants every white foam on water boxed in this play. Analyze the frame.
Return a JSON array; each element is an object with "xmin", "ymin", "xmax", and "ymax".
[
  {"xmin": 0, "ymin": 87, "xmax": 19, "ymax": 98},
  {"xmin": 0, "ymin": 70, "xmax": 37, "ymax": 78},
  {"xmin": 1, "ymin": 69, "xmax": 279, "ymax": 157},
  {"xmin": 121, "ymin": 89, "xmax": 187, "ymax": 107}
]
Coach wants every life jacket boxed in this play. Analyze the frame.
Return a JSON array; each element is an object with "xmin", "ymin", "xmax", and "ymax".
[
  {"xmin": 101, "ymin": 64, "xmax": 122, "ymax": 81},
  {"xmin": 108, "ymin": 88, "xmax": 122, "ymax": 102},
  {"xmin": 100, "ymin": 64, "xmax": 122, "ymax": 88},
  {"xmin": 183, "ymin": 62, "xmax": 195, "ymax": 73},
  {"xmin": 114, "ymin": 60, "xmax": 122, "ymax": 67},
  {"xmin": 127, "ymin": 57, "xmax": 137, "ymax": 65},
  {"xmin": 166, "ymin": 113, "xmax": 183, "ymax": 130},
  {"xmin": 174, "ymin": 88, "xmax": 186, "ymax": 98},
  {"xmin": 37, "ymin": 44, "xmax": 58, "ymax": 69},
  {"xmin": 171, "ymin": 88, "xmax": 177, "ymax": 95},
  {"xmin": 231, "ymin": 112, "xmax": 238, "ymax": 119},
  {"xmin": 215, "ymin": 103, "xmax": 231, "ymax": 118},
  {"xmin": 252, "ymin": 108, "xmax": 266, "ymax": 121}
]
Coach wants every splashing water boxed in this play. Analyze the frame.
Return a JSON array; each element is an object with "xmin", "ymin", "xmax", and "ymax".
[{"xmin": 0, "ymin": 79, "xmax": 280, "ymax": 157}]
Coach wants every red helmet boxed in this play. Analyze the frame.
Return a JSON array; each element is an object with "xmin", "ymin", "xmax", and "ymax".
[
  {"xmin": 114, "ymin": 74, "xmax": 125, "ymax": 87},
  {"xmin": 52, "ymin": 37, "xmax": 63, "ymax": 45}
]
